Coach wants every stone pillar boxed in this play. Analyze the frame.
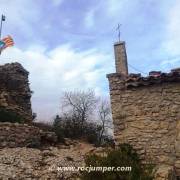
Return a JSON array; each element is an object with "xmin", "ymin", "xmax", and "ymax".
[{"xmin": 114, "ymin": 41, "xmax": 128, "ymax": 75}]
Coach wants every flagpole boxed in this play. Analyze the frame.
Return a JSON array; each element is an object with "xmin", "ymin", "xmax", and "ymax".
[
  {"xmin": 0, "ymin": 15, "xmax": 3, "ymax": 40},
  {"xmin": 0, "ymin": 16, "xmax": 2, "ymax": 55}
]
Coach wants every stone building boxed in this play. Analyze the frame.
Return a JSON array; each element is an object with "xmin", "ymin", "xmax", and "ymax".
[
  {"xmin": 0, "ymin": 62, "xmax": 32, "ymax": 122},
  {"xmin": 107, "ymin": 41, "xmax": 180, "ymax": 177}
]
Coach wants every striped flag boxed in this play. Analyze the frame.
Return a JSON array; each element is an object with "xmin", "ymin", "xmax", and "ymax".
[{"xmin": 0, "ymin": 35, "xmax": 14, "ymax": 51}]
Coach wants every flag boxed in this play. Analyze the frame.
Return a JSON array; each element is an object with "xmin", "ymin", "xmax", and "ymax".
[
  {"xmin": 0, "ymin": 35, "xmax": 14, "ymax": 52},
  {"xmin": 2, "ymin": 15, "xmax": 5, "ymax": 21}
]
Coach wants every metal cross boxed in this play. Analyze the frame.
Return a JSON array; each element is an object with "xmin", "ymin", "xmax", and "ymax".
[{"xmin": 116, "ymin": 24, "xmax": 121, "ymax": 42}]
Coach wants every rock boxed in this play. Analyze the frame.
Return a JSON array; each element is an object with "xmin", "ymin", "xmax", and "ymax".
[
  {"xmin": 0, "ymin": 62, "xmax": 33, "ymax": 122},
  {"xmin": 154, "ymin": 165, "xmax": 176, "ymax": 180},
  {"xmin": 41, "ymin": 131, "xmax": 57, "ymax": 145},
  {"xmin": 0, "ymin": 141, "xmax": 94, "ymax": 179},
  {"xmin": 0, "ymin": 122, "xmax": 57, "ymax": 148}
]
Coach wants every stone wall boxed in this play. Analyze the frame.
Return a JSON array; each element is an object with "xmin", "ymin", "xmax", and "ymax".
[
  {"xmin": 0, "ymin": 62, "xmax": 32, "ymax": 122},
  {"xmin": 0, "ymin": 122, "xmax": 57, "ymax": 148},
  {"xmin": 107, "ymin": 69, "xmax": 180, "ymax": 176}
]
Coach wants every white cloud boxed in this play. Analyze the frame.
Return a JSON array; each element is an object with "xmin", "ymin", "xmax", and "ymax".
[
  {"xmin": 0, "ymin": 44, "xmax": 112, "ymax": 121},
  {"xmin": 162, "ymin": 0, "xmax": 180, "ymax": 56}
]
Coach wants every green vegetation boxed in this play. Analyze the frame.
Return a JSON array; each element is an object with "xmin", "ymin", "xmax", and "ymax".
[
  {"xmin": 0, "ymin": 107, "xmax": 25, "ymax": 123},
  {"xmin": 53, "ymin": 115, "xmax": 108, "ymax": 145},
  {"xmin": 81, "ymin": 144, "xmax": 154, "ymax": 180}
]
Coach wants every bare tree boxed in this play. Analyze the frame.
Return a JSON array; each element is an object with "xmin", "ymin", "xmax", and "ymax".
[
  {"xmin": 61, "ymin": 89, "xmax": 98, "ymax": 133},
  {"xmin": 57, "ymin": 90, "xmax": 113, "ymax": 144},
  {"xmin": 97, "ymin": 99, "xmax": 112, "ymax": 145}
]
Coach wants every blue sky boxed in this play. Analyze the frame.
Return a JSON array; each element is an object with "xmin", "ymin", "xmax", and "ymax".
[{"xmin": 0, "ymin": 0, "xmax": 180, "ymax": 120}]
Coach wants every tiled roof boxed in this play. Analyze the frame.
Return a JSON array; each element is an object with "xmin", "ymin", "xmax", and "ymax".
[{"xmin": 107, "ymin": 68, "xmax": 180, "ymax": 88}]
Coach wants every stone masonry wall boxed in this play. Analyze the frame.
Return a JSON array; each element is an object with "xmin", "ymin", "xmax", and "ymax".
[
  {"xmin": 107, "ymin": 70, "xmax": 180, "ymax": 176},
  {"xmin": 0, "ymin": 122, "xmax": 57, "ymax": 148},
  {"xmin": 0, "ymin": 62, "xmax": 32, "ymax": 122},
  {"xmin": 114, "ymin": 42, "xmax": 128, "ymax": 75}
]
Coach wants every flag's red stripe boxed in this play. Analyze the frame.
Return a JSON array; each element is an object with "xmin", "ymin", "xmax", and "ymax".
[
  {"xmin": 4, "ymin": 41, "xmax": 13, "ymax": 45},
  {"xmin": 4, "ymin": 40, "xmax": 14, "ymax": 44},
  {"xmin": 4, "ymin": 40, "xmax": 13, "ymax": 44},
  {"xmin": 3, "ymin": 42, "xmax": 14, "ymax": 47}
]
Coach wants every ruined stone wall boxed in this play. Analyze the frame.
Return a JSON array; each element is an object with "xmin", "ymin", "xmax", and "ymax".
[
  {"xmin": 0, "ymin": 63, "xmax": 32, "ymax": 122},
  {"xmin": 0, "ymin": 122, "xmax": 57, "ymax": 148},
  {"xmin": 107, "ymin": 70, "xmax": 180, "ymax": 176}
]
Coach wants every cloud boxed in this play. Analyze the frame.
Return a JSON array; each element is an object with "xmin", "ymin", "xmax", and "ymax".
[
  {"xmin": 162, "ymin": 0, "xmax": 180, "ymax": 56},
  {"xmin": 0, "ymin": 44, "xmax": 113, "ymax": 121}
]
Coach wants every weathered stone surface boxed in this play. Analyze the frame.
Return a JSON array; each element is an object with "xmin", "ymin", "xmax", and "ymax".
[
  {"xmin": 107, "ymin": 69, "xmax": 180, "ymax": 177},
  {"xmin": 154, "ymin": 165, "xmax": 176, "ymax": 180},
  {"xmin": 0, "ymin": 122, "xmax": 57, "ymax": 148},
  {"xmin": 114, "ymin": 41, "xmax": 128, "ymax": 75},
  {"xmin": 0, "ymin": 140, "xmax": 94, "ymax": 179},
  {"xmin": 0, "ymin": 62, "xmax": 32, "ymax": 122}
]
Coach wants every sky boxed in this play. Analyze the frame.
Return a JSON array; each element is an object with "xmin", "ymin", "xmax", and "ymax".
[{"xmin": 0, "ymin": 0, "xmax": 180, "ymax": 121}]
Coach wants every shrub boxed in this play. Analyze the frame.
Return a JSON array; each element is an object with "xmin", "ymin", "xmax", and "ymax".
[
  {"xmin": 53, "ymin": 116, "xmax": 66, "ymax": 142},
  {"xmin": 81, "ymin": 144, "xmax": 154, "ymax": 180},
  {"xmin": 52, "ymin": 115, "xmax": 102, "ymax": 144},
  {"xmin": 0, "ymin": 107, "xmax": 25, "ymax": 123}
]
